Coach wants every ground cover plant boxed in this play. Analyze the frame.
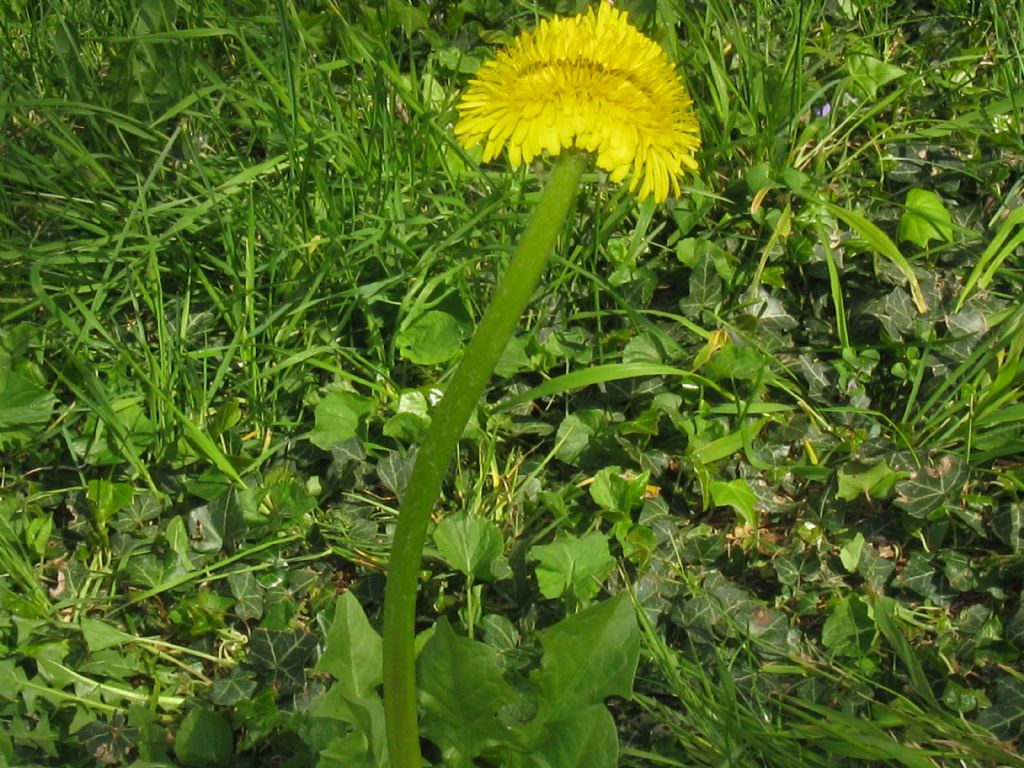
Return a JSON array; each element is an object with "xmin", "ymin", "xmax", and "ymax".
[{"xmin": 1, "ymin": 0, "xmax": 1023, "ymax": 766}]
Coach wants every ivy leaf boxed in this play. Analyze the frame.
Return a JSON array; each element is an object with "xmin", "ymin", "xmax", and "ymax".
[
  {"xmin": 977, "ymin": 675, "xmax": 1024, "ymax": 740},
  {"xmin": 209, "ymin": 675, "xmax": 258, "ymax": 707},
  {"xmin": 899, "ymin": 188, "xmax": 954, "ymax": 248},
  {"xmin": 897, "ymin": 552, "xmax": 955, "ymax": 605},
  {"xmin": 709, "ymin": 478, "xmax": 758, "ymax": 527},
  {"xmin": 248, "ymin": 628, "xmax": 317, "ymax": 693},
  {"xmin": 530, "ymin": 531, "xmax": 615, "ymax": 604},
  {"xmin": 894, "ymin": 454, "xmax": 968, "ymax": 519},
  {"xmin": 226, "ymin": 570, "xmax": 264, "ymax": 622},
  {"xmin": 836, "ymin": 460, "xmax": 903, "ymax": 501},
  {"xmin": 173, "ymin": 708, "xmax": 233, "ymax": 766}
]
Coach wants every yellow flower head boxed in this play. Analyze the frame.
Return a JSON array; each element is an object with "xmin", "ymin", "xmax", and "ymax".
[{"xmin": 455, "ymin": 4, "xmax": 701, "ymax": 203}]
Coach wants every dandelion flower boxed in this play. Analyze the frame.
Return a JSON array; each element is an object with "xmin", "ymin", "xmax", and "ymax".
[{"xmin": 455, "ymin": 4, "xmax": 700, "ymax": 202}]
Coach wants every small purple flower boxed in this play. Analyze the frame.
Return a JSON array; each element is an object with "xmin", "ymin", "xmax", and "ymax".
[{"xmin": 814, "ymin": 102, "xmax": 832, "ymax": 118}]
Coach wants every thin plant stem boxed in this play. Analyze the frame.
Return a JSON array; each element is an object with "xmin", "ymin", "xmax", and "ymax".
[{"xmin": 382, "ymin": 150, "xmax": 589, "ymax": 768}]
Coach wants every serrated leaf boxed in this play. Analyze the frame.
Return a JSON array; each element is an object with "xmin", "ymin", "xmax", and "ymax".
[
  {"xmin": 418, "ymin": 618, "xmax": 517, "ymax": 764},
  {"xmin": 312, "ymin": 686, "xmax": 387, "ymax": 767},
  {"xmin": 433, "ymin": 511, "xmax": 504, "ymax": 581},
  {"xmin": 531, "ymin": 593, "xmax": 640, "ymax": 723},
  {"xmin": 898, "ymin": 188, "xmax": 953, "ymax": 248},
  {"xmin": 530, "ymin": 531, "xmax": 615, "ymax": 603}
]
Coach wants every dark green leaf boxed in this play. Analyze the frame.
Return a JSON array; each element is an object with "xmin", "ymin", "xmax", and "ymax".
[
  {"xmin": 173, "ymin": 708, "xmax": 233, "ymax": 766},
  {"xmin": 897, "ymin": 552, "xmax": 954, "ymax": 604},
  {"xmin": 227, "ymin": 570, "xmax": 264, "ymax": 621},
  {"xmin": 187, "ymin": 489, "xmax": 246, "ymax": 554},
  {"xmin": 894, "ymin": 454, "xmax": 968, "ymax": 519},
  {"xmin": 249, "ymin": 628, "xmax": 317, "ymax": 692},
  {"xmin": 976, "ymin": 675, "xmax": 1024, "ymax": 740},
  {"xmin": 209, "ymin": 674, "xmax": 258, "ymax": 707}
]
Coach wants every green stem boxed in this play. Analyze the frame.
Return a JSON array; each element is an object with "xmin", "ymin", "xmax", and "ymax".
[{"xmin": 382, "ymin": 150, "xmax": 588, "ymax": 768}]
